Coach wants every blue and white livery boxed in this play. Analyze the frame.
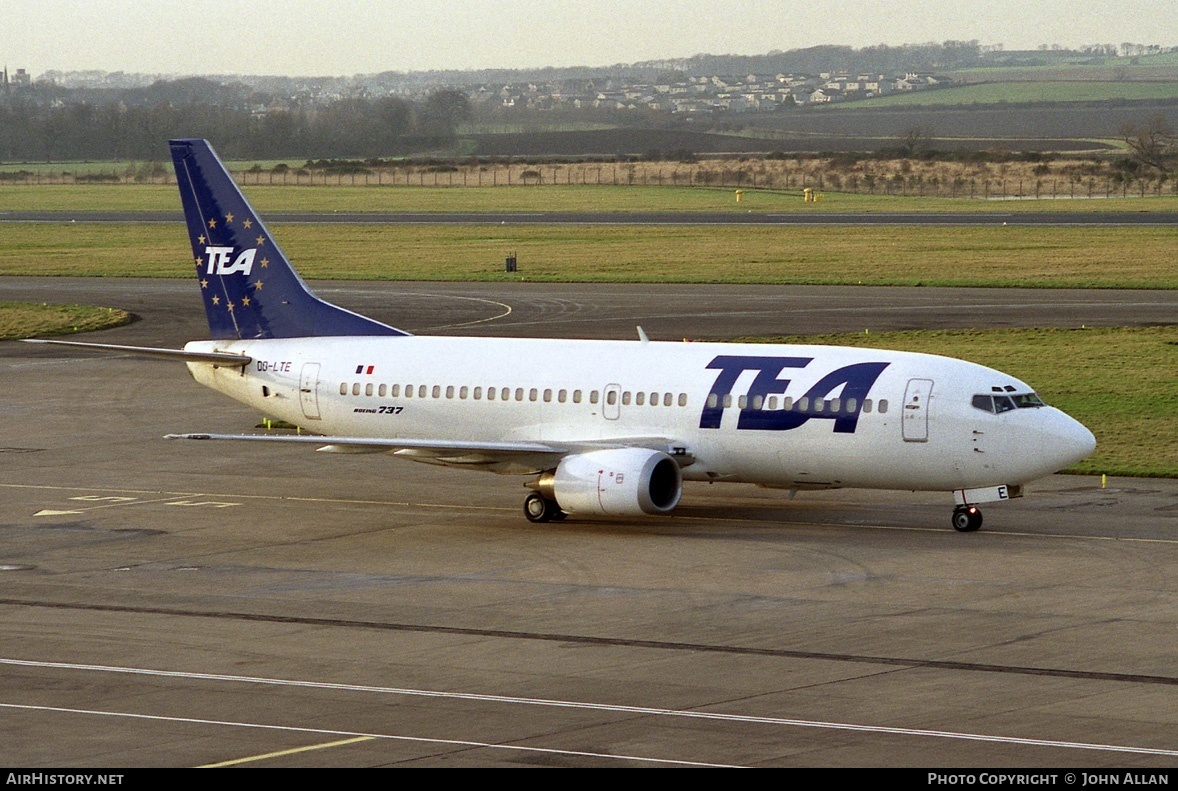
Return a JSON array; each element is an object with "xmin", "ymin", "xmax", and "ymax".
[{"xmin": 28, "ymin": 139, "xmax": 1096, "ymax": 531}]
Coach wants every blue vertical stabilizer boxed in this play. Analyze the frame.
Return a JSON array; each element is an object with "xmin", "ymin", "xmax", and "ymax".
[{"xmin": 169, "ymin": 138, "xmax": 408, "ymax": 339}]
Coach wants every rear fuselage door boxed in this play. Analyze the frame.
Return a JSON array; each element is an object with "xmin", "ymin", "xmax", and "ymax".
[
  {"xmin": 300, "ymin": 362, "xmax": 322, "ymax": 420},
  {"xmin": 902, "ymin": 378, "xmax": 933, "ymax": 442}
]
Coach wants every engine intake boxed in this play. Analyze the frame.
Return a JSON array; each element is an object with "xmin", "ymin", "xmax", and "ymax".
[{"xmin": 541, "ymin": 448, "xmax": 683, "ymax": 517}]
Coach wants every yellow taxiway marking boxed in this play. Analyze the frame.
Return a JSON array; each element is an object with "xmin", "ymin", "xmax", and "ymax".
[
  {"xmin": 198, "ymin": 736, "xmax": 375, "ymax": 767},
  {"xmin": 0, "ymin": 701, "xmax": 734, "ymax": 767}
]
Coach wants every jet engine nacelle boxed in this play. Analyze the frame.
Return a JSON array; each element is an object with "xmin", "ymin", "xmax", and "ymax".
[{"xmin": 551, "ymin": 448, "xmax": 683, "ymax": 516}]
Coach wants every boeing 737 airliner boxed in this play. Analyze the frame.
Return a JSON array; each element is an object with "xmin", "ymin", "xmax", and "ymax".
[{"xmin": 27, "ymin": 139, "xmax": 1096, "ymax": 531}]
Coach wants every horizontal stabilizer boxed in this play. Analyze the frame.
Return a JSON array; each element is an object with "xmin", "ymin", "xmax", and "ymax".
[{"xmin": 22, "ymin": 338, "xmax": 252, "ymax": 366}]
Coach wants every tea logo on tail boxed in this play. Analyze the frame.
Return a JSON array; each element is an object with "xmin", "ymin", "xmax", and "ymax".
[{"xmin": 205, "ymin": 246, "xmax": 257, "ymax": 277}]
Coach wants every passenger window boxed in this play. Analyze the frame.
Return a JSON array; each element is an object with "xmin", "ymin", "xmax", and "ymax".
[
  {"xmin": 678, "ymin": 393, "xmax": 688, "ymax": 407},
  {"xmin": 529, "ymin": 388, "xmax": 538, "ymax": 402},
  {"xmin": 767, "ymin": 395, "xmax": 777, "ymax": 410},
  {"xmin": 459, "ymin": 386, "xmax": 468, "ymax": 399},
  {"xmin": 738, "ymin": 395, "xmax": 748, "ymax": 409},
  {"xmin": 845, "ymin": 397, "xmax": 857, "ymax": 412},
  {"xmin": 352, "ymin": 383, "xmax": 361, "ymax": 396},
  {"xmin": 664, "ymin": 393, "xmax": 673, "ymax": 407},
  {"xmin": 418, "ymin": 385, "xmax": 428, "ymax": 398},
  {"xmin": 446, "ymin": 386, "xmax": 454, "ymax": 399},
  {"xmin": 622, "ymin": 391, "xmax": 631, "ymax": 405},
  {"xmin": 783, "ymin": 396, "xmax": 793, "ymax": 410},
  {"xmin": 379, "ymin": 384, "xmax": 387, "ymax": 397},
  {"xmin": 486, "ymin": 387, "xmax": 495, "ymax": 401},
  {"xmin": 707, "ymin": 393, "xmax": 718, "ymax": 409},
  {"xmin": 722, "ymin": 394, "xmax": 732, "ymax": 408},
  {"xmin": 798, "ymin": 396, "xmax": 809, "ymax": 411},
  {"xmin": 878, "ymin": 399, "xmax": 889, "ymax": 414},
  {"xmin": 862, "ymin": 398, "xmax": 872, "ymax": 413},
  {"xmin": 573, "ymin": 390, "xmax": 582, "ymax": 403},
  {"xmin": 650, "ymin": 392, "xmax": 658, "ymax": 405},
  {"xmin": 365, "ymin": 383, "xmax": 374, "ymax": 397},
  {"xmin": 607, "ymin": 390, "xmax": 618, "ymax": 405},
  {"xmin": 431, "ymin": 385, "xmax": 441, "ymax": 398},
  {"xmin": 636, "ymin": 392, "xmax": 645, "ymax": 406},
  {"xmin": 515, "ymin": 388, "xmax": 524, "ymax": 401},
  {"xmin": 558, "ymin": 389, "xmax": 567, "ymax": 403},
  {"xmin": 543, "ymin": 388, "xmax": 552, "ymax": 402},
  {"xmin": 752, "ymin": 395, "xmax": 763, "ymax": 410},
  {"xmin": 590, "ymin": 391, "xmax": 599, "ymax": 404},
  {"xmin": 391, "ymin": 384, "xmax": 400, "ymax": 397},
  {"xmin": 501, "ymin": 387, "xmax": 511, "ymax": 401},
  {"xmin": 339, "ymin": 383, "xmax": 347, "ymax": 395},
  {"xmin": 829, "ymin": 397, "xmax": 840, "ymax": 413},
  {"xmin": 473, "ymin": 386, "xmax": 481, "ymax": 400}
]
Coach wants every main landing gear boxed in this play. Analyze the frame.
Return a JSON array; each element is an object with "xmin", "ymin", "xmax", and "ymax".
[
  {"xmin": 952, "ymin": 504, "xmax": 983, "ymax": 532},
  {"xmin": 523, "ymin": 492, "xmax": 566, "ymax": 523}
]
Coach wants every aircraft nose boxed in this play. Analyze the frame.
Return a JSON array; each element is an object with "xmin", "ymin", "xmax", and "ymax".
[{"xmin": 1046, "ymin": 410, "xmax": 1097, "ymax": 470}]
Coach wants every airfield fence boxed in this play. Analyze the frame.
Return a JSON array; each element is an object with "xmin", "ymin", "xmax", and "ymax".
[{"xmin": 1, "ymin": 160, "xmax": 1174, "ymax": 200}]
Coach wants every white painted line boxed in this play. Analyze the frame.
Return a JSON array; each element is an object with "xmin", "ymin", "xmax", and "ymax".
[
  {"xmin": 3, "ymin": 657, "xmax": 1174, "ymax": 757},
  {"xmin": 0, "ymin": 702, "xmax": 736, "ymax": 768}
]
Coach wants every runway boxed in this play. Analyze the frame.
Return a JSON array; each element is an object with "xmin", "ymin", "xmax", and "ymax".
[
  {"xmin": 2, "ymin": 279, "xmax": 1176, "ymax": 767},
  {"xmin": 3, "ymin": 210, "xmax": 1177, "ymax": 226}
]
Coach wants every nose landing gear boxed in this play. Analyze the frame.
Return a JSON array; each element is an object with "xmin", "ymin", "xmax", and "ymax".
[{"xmin": 952, "ymin": 504, "xmax": 983, "ymax": 532}]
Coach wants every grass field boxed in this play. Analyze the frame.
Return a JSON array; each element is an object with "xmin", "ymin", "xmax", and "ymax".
[
  {"xmin": 2, "ymin": 183, "xmax": 1177, "ymax": 215},
  {"xmin": 852, "ymin": 81, "xmax": 1178, "ymax": 108},
  {"xmin": 948, "ymin": 53, "xmax": 1178, "ymax": 84},
  {"xmin": 0, "ymin": 302, "xmax": 132, "ymax": 340},
  {"xmin": 1, "ymin": 222, "xmax": 1173, "ymax": 289},
  {"xmin": 737, "ymin": 326, "xmax": 1178, "ymax": 478}
]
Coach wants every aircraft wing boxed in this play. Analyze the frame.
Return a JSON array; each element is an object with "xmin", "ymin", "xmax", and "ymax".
[{"xmin": 164, "ymin": 432, "xmax": 692, "ymax": 474}]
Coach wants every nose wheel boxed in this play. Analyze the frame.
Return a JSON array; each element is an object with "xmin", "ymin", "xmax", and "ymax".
[{"xmin": 952, "ymin": 505, "xmax": 983, "ymax": 532}]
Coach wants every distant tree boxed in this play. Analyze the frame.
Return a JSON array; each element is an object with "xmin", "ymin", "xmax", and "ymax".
[
  {"xmin": 1119, "ymin": 113, "xmax": 1176, "ymax": 174},
  {"xmin": 900, "ymin": 125, "xmax": 935, "ymax": 157},
  {"xmin": 418, "ymin": 89, "xmax": 472, "ymax": 138}
]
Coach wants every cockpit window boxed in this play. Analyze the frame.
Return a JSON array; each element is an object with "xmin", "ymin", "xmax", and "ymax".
[
  {"xmin": 993, "ymin": 396, "xmax": 1017, "ymax": 413},
  {"xmin": 1011, "ymin": 393, "xmax": 1045, "ymax": 408},
  {"xmin": 973, "ymin": 392, "xmax": 1046, "ymax": 414}
]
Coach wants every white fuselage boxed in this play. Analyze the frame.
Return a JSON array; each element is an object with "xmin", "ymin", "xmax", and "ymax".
[{"xmin": 184, "ymin": 335, "xmax": 1095, "ymax": 495}]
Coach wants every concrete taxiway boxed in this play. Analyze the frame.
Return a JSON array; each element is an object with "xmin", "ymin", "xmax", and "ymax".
[{"xmin": 1, "ymin": 280, "xmax": 1175, "ymax": 767}]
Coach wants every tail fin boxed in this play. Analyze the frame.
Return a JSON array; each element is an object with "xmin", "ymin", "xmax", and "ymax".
[{"xmin": 169, "ymin": 139, "xmax": 408, "ymax": 340}]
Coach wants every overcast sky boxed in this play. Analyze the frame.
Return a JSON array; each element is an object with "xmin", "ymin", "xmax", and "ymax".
[{"xmin": 4, "ymin": 0, "xmax": 1176, "ymax": 77}]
